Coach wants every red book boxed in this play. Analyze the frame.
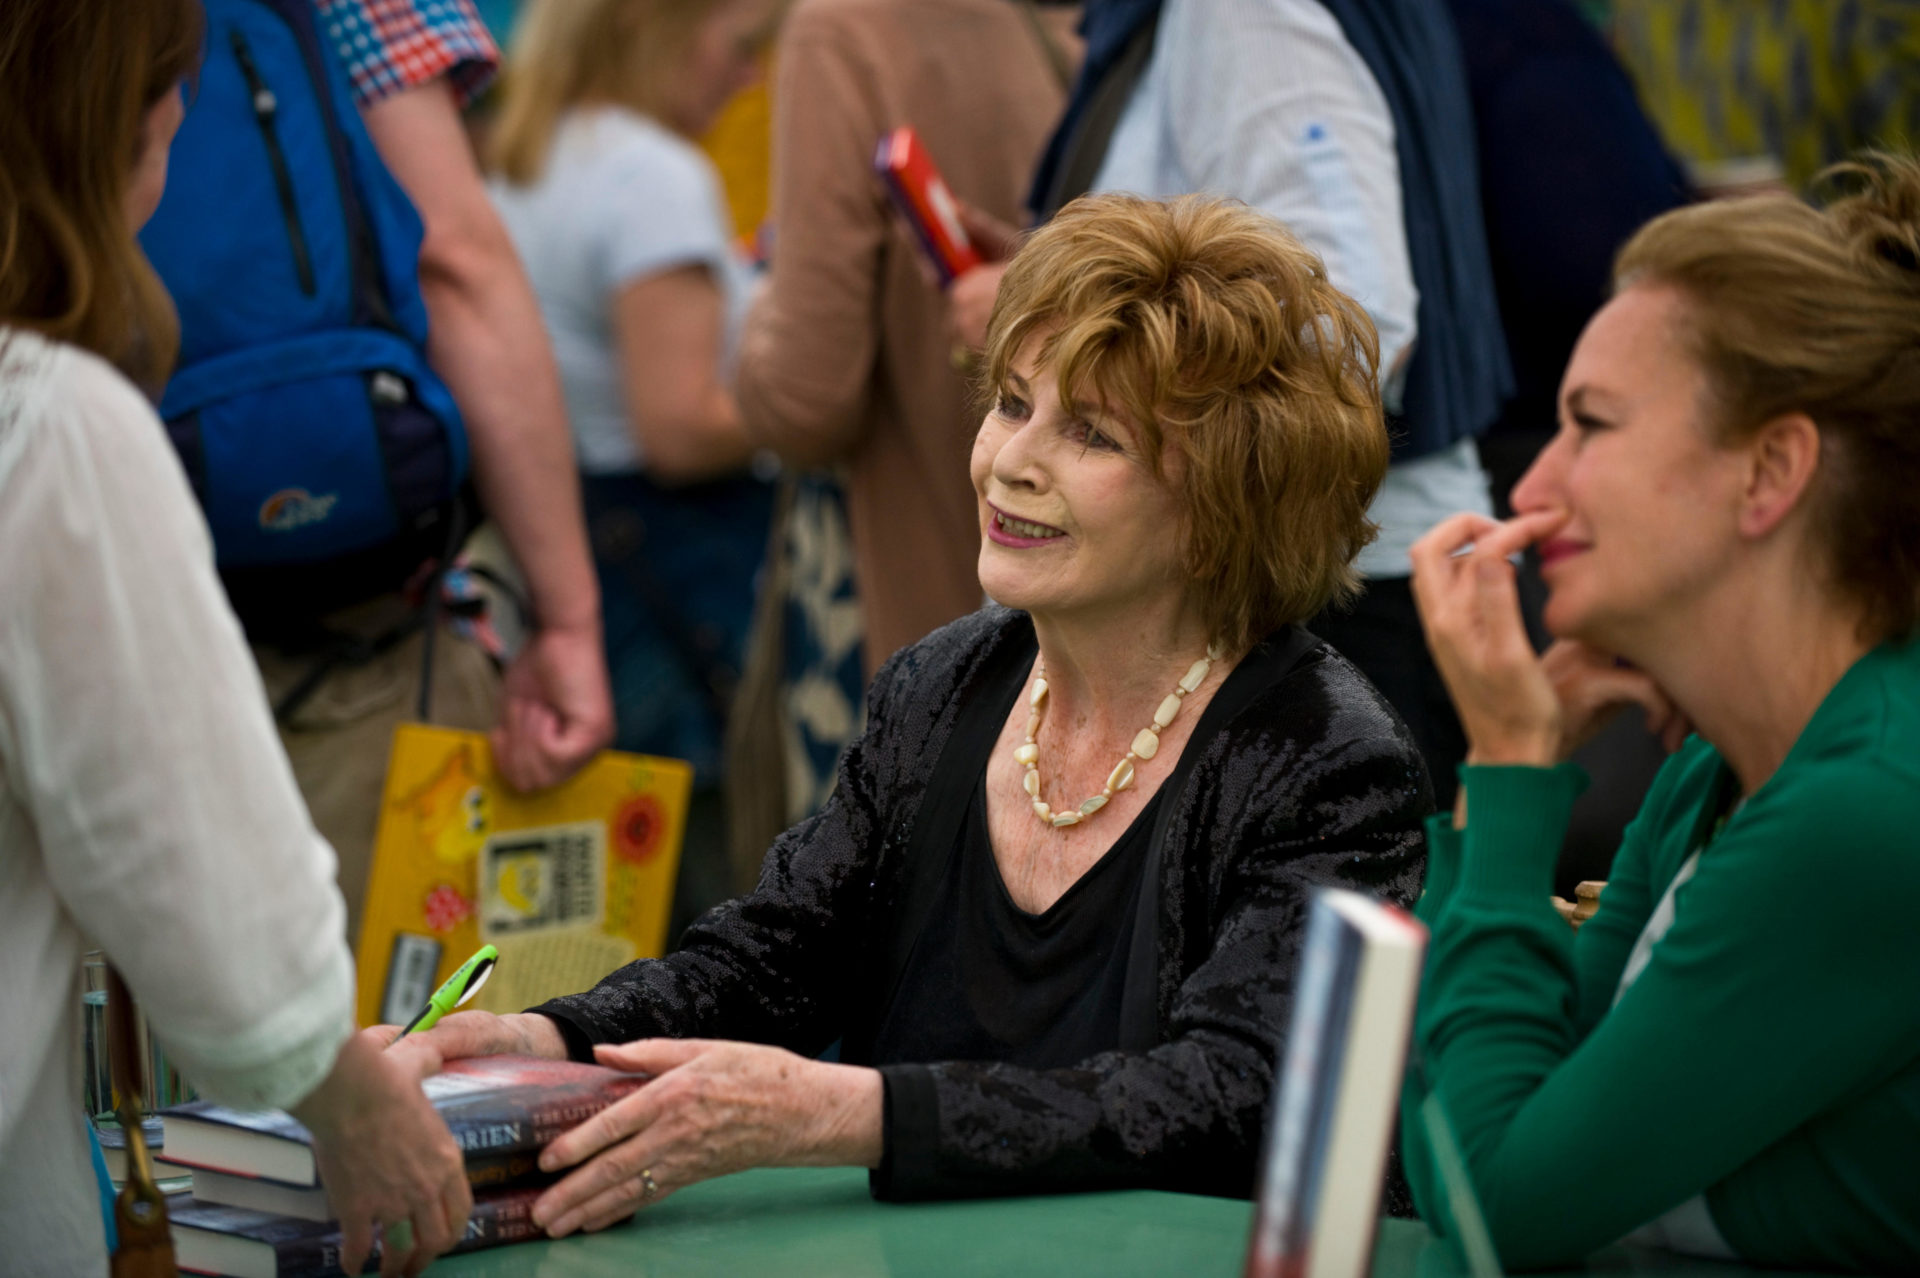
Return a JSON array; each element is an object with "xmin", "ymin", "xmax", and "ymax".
[
  {"xmin": 874, "ymin": 126, "xmax": 983, "ymax": 286},
  {"xmin": 160, "ymin": 1055, "xmax": 647, "ymax": 1190}
]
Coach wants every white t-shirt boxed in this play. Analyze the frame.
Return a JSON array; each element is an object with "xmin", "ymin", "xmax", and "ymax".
[
  {"xmin": 1612, "ymin": 850, "xmax": 1740, "ymax": 1260},
  {"xmin": 1091, "ymin": 0, "xmax": 1492, "ymax": 577},
  {"xmin": 489, "ymin": 107, "xmax": 752, "ymax": 477},
  {"xmin": 0, "ymin": 331, "xmax": 353, "ymax": 1274}
]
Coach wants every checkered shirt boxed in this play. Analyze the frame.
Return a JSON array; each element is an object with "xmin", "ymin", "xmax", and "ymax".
[{"xmin": 316, "ymin": 0, "xmax": 499, "ymax": 109}]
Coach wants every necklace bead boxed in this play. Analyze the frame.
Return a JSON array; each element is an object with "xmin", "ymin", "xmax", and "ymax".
[{"xmin": 1016, "ymin": 647, "xmax": 1219, "ymax": 828}]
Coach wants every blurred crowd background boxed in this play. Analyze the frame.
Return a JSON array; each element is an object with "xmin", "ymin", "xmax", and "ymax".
[{"xmin": 454, "ymin": 0, "xmax": 1919, "ymax": 929}]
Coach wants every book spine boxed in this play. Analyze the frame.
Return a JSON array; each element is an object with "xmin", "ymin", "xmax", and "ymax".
[
  {"xmin": 455, "ymin": 1188, "xmax": 545, "ymax": 1247},
  {"xmin": 1245, "ymin": 899, "xmax": 1362, "ymax": 1278},
  {"xmin": 278, "ymin": 1190, "xmax": 547, "ymax": 1276},
  {"xmin": 464, "ymin": 1150, "xmax": 546, "ymax": 1189},
  {"xmin": 444, "ymin": 1079, "xmax": 646, "ymax": 1161}
]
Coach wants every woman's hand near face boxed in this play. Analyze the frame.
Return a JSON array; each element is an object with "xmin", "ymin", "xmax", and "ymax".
[
  {"xmin": 1412, "ymin": 513, "xmax": 1694, "ymax": 770},
  {"xmin": 528, "ymin": 1039, "xmax": 883, "ymax": 1238},
  {"xmin": 1541, "ymin": 639, "xmax": 1693, "ymax": 757},
  {"xmin": 1410, "ymin": 512, "xmax": 1566, "ymax": 768}
]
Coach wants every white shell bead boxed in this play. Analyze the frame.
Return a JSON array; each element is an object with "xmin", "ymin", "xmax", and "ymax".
[
  {"xmin": 1051, "ymin": 812, "xmax": 1082, "ymax": 828},
  {"xmin": 1178, "ymin": 658, "xmax": 1212, "ymax": 693},
  {"xmin": 1131, "ymin": 728, "xmax": 1160, "ymax": 760},
  {"xmin": 1025, "ymin": 712, "xmax": 1042, "ymax": 739},
  {"xmin": 1152, "ymin": 693, "xmax": 1183, "ymax": 730},
  {"xmin": 1032, "ymin": 800, "xmax": 1052, "ymax": 821},
  {"xmin": 1023, "ymin": 770, "xmax": 1040, "ymax": 797},
  {"xmin": 1207, "ymin": 641, "xmax": 1224, "ymax": 662},
  {"xmin": 1108, "ymin": 758, "xmax": 1135, "ymax": 792},
  {"xmin": 1013, "ymin": 743, "xmax": 1039, "ymax": 765},
  {"xmin": 1029, "ymin": 679, "xmax": 1049, "ymax": 708},
  {"xmin": 1079, "ymin": 794, "xmax": 1108, "ymax": 816}
]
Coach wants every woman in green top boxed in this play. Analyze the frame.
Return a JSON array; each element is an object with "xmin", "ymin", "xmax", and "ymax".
[{"xmin": 1402, "ymin": 153, "xmax": 1920, "ymax": 1273}]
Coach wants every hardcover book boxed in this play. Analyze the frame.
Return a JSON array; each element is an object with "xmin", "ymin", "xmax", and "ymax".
[
  {"xmin": 168, "ymin": 1183, "xmax": 544, "ymax": 1277},
  {"xmin": 189, "ymin": 1150, "xmax": 551, "ymax": 1222},
  {"xmin": 95, "ymin": 1116, "xmax": 198, "ymax": 1185},
  {"xmin": 1244, "ymin": 889, "xmax": 1428, "ymax": 1278},
  {"xmin": 354, "ymin": 723, "xmax": 691, "ymax": 1027},
  {"xmin": 161, "ymin": 1055, "xmax": 647, "ymax": 1189}
]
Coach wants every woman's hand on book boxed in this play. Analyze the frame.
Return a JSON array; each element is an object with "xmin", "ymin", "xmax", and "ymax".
[
  {"xmin": 292, "ymin": 1028, "xmax": 473, "ymax": 1277},
  {"xmin": 527, "ymin": 1038, "xmax": 884, "ymax": 1238}
]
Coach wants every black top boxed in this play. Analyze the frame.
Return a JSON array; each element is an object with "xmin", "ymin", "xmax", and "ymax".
[
  {"xmin": 533, "ymin": 607, "xmax": 1430, "ymax": 1202},
  {"xmin": 869, "ymin": 767, "xmax": 1162, "ymax": 1070}
]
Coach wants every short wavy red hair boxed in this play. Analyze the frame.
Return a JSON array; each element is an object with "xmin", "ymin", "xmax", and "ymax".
[{"xmin": 982, "ymin": 193, "xmax": 1390, "ymax": 654}]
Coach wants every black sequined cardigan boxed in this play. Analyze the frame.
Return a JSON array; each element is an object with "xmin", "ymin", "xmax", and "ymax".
[{"xmin": 534, "ymin": 607, "xmax": 1430, "ymax": 1201}]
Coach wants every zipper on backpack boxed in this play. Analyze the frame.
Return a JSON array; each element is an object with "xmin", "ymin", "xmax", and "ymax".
[{"xmin": 230, "ymin": 27, "xmax": 317, "ymax": 297}]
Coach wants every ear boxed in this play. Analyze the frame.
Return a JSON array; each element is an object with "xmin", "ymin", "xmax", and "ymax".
[{"xmin": 1738, "ymin": 412, "xmax": 1822, "ymax": 539}]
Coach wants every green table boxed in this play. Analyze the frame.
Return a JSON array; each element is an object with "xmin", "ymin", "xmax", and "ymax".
[
  {"xmin": 436, "ymin": 1166, "xmax": 1252, "ymax": 1277},
  {"xmin": 434, "ymin": 1167, "xmax": 1835, "ymax": 1278}
]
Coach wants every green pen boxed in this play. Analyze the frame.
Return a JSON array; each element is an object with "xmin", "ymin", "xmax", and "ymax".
[{"xmin": 394, "ymin": 944, "xmax": 499, "ymax": 1039}]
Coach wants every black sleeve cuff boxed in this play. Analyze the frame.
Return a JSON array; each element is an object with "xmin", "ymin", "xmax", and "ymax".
[
  {"xmin": 868, "ymin": 1063, "xmax": 939, "ymax": 1201},
  {"xmin": 526, "ymin": 1006, "xmax": 599, "ymax": 1064}
]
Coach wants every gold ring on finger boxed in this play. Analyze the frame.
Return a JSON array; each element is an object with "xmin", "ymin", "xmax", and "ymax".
[{"xmin": 640, "ymin": 1167, "xmax": 659, "ymax": 1201}]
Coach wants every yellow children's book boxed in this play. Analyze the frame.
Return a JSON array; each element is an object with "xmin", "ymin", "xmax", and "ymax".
[{"xmin": 354, "ymin": 724, "xmax": 692, "ymax": 1027}]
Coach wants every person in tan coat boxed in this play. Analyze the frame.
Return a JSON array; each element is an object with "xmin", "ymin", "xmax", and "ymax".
[{"xmin": 737, "ymin": 0, "xmax": 1078, "ymax": 677}]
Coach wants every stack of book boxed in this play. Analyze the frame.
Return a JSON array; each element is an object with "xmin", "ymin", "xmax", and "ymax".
[
  {"xmin": 158, "ymin": 1055, "xmax": 647, "ymax": 1277},
  {"xmin": 94, "ymin": 1115, "xmax": 197, "ymax": 1186}
]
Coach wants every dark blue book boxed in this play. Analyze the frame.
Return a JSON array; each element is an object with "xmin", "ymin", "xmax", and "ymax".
[{"xmin": 168, "ymin": 1182, "xmax": 546, "ymax": 1276}]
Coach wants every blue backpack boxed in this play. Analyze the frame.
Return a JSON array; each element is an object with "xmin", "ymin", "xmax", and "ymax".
[{"xmin": 140, "ymin": 0, "xmax": 470, "ymax": 627}]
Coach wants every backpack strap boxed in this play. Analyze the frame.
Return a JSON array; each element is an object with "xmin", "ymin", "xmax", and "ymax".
[
  {"xmin": 270, "ymin": 494, "xmax": 471, "ymax": 725},
  {"xmin": 1030, "ymin": 17, "xmax": 1159, "ymax": 221}
]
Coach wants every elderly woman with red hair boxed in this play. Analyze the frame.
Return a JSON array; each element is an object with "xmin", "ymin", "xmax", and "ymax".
[{"xmin": 410, "ymin": 193, "xmax": 1430, "ymax": 1233}]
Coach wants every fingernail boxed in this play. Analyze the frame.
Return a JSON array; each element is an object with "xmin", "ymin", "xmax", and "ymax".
[{"xmin": 539, "ymin": 1152, "xmax": 557, "ymax": 1172}]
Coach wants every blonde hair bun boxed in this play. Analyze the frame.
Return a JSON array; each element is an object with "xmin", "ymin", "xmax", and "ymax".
[{"xmin": 1822, "ymin": 151, "xmax": 1920, "ymax": 282}]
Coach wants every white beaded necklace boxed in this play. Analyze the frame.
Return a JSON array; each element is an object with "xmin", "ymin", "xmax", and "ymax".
[{"xmin": 1016, "ymin": 642, "xmax": 1224, "ymax": 828}]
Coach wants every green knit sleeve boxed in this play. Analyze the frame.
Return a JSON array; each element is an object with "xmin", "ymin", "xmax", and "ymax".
[
  {"xmin": 1400, "ymin": 810, "xmax": 1460, "ymax": 1228},
  {"xmin": 1401, "ymin": 764, "xmax": 1584, "ymax": 1240},
  {"xmin": 1562, "ymin": 741, "xmax": 1722, "ymax": 1037},
  {"xmin": 1417, "ymin": 809, "xmax": 1461, "ymax": 925},
  {"xmin": 1409, "ymin": 758, "xmax": 1920, "ymax": 1269}
]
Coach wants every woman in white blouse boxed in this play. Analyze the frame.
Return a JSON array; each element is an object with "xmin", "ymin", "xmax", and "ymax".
[{"xmin": 0, "ymin": 4, "xmax": 469, "ymax": 1273}]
